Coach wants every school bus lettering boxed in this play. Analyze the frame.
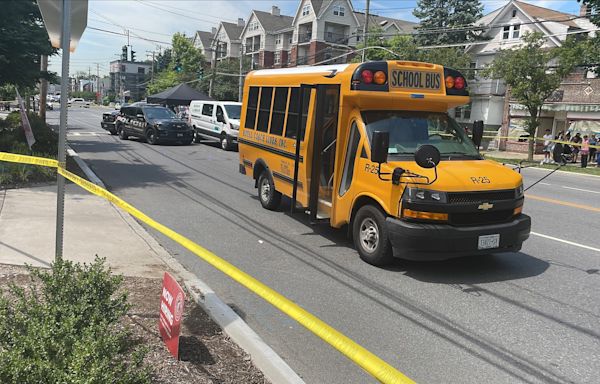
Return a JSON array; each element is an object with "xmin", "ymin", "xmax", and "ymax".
[
  {"xmin": 390, "ymin": 70, "xmax": 441, "ymax": 90},
  {"xmin": 238, "ymin": 60, "xmax": 530, "ymax": 266}
]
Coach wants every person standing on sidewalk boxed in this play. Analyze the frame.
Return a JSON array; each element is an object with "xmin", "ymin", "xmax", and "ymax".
[
  {"xmin": 541, "ymin": 129, "xmax": 553, "ymax": 164},
  {"xmin": 580, "ymin": 135, "xmax": 590, "ymax": 168},
  {"xmin": 589, "ymin": 134, "xmax": 597, "ymax": 165},
  {"xmin": 571, "ymin": 133, "xmax": 582, "ymax": 163}
]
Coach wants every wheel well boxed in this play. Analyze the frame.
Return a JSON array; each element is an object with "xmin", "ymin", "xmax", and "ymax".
[
  {"xmin": 349, "ymin": 196, "xmax": 385, "ymax": 237},
  {"xmin": 252, "ymin": 159, "xmax": 269, "ymax": 187}
]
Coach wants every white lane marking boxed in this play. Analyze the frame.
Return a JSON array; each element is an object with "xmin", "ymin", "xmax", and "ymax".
[
  {"xmin": 539, "ymin": 182, "xmax": 552, "ymax": 186},
  {"xmin": 531, "ymin": 232, "xmax": 600, "ymax": 253},
  {"xmin": 562, "ymin": 186, "xmax": 600, "ymax": 194}
]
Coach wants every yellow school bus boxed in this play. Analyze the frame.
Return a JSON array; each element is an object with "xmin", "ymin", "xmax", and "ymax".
[{"xmin": 238, "ymin": 61, "xmax": 530, "ymax": 265}]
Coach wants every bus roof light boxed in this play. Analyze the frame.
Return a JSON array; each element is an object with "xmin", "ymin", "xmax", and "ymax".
[
  {"xmin": 373, "ymin": 71, "xmax": 386, "ymax": 85},
  {"xmin": 361, "ymin": 70, "xmax": 374, "ymax": 84},
  {"xmin": 454, "ymin": 76, "xmax": 465, "ymax": 90},
  {"xmin": 445, "ymin": 76, "xmax": 455, "ymax": 89}
]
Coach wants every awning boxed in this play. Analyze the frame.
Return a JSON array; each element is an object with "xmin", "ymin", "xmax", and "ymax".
[
  {"xmin": 568, "ymin": 120, "xmax": 600, "ymax": 134},
  {"xmin": 510, "ymin": 103, "xmax": 600, "ymax": 113}
]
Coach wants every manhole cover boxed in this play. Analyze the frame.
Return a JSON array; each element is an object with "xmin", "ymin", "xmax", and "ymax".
[{"xmin": 584, "ymin": 86, "xmax": 593, "ymax": 95}]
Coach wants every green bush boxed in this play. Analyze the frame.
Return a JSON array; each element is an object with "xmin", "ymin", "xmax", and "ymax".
[
  {"xmin": 0, "ymin": 111, "xmax": 58, "ymax": 154},
  {"xmin": 0, "ymin": 257, "xmax": 151, "ymax": 384}
]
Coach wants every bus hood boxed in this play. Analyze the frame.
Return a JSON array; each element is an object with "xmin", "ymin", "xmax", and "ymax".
[{"xmin": 387, "ymin": 159, "xmax": 522, "ymax": 192}]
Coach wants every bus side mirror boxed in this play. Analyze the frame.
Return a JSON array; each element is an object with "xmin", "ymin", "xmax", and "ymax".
[
  {"xmin": 472, "ymin": 120, "xmax": 484, "ymax": 148},
  {"xmin": 371, "ymin": 131, "xmax": 389, "ymax": 164},
  {"xmin": 415, "ymin": 145, "xmax": 440, "ymax": 169}
]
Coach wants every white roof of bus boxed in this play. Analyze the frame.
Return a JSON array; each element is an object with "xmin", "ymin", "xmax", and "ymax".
[{"xmin": 250, "ymin": 64, "xmax": 351, "ymax": 77}]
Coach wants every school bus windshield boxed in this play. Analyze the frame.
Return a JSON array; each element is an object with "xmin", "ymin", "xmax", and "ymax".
[{"xmin": 362, "ymin": 111, "xmax": 480, "ymax": 159}]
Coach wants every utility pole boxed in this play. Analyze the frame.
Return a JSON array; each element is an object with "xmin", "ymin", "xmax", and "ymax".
[
  {"xmin": 96, "ymin": 63, "xmax": 100, "ymax": 103},
  {"xmin": 361, "ymin": 0, "xmax": 370, "ymax": 62},
  {"xmin": 146, "ymin": 50, "xmax": 156, "ymax": 82},
  {"xmin": 238, "ymin": 45, "xmax": 243, "ymax": 102},
  {"xmin": 39, "ymin": 55, "xmax": 48, "ymax": 120},
  {"xmin": 209, "ymin": 39, "xmax": 218, "ymax": 98}
]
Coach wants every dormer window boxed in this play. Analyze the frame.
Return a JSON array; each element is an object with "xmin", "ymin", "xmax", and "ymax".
[
  {"xmin": 503, "ymin": 26, "xmax": 510, "ymax": 39},
  {"xmin": 333, "ymin": 5, "xmax": 345, "ymax": 16},
  {"xmin": 512, "ymin": 9, "xmax": 517, "ymax": 17},
  {"xmin": 302, "ymin": 4, "xmax": 311, "ymax": 16},
  {"xmin": 502, "ymin": 24, "xmax": 521, "ymax": 40},
  {"xmin": 512, "ymin": 24, "xmax": 520, "ymax": 39}
]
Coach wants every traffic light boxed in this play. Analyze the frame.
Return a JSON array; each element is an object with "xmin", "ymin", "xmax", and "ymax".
[
  {"xmin": 121, "ymin": 45, "xmax": 128, "ymax": 61},
  {"xmin": 131, "ymin": 50, "xmax": 136, "ymax": 62}
]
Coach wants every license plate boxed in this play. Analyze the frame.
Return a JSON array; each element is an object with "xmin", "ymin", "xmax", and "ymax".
[
  {"xmin": 177, "ymin": 133, "xmax": 183, "ymax": 137},
  {"xmin": 478, "ymin": 234, "xmax": 500, "ymax": 250}
]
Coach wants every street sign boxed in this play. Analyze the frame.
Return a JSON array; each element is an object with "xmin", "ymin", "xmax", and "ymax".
[
  {"xmin": 15, "ymin": 89, "xmax": 36, "ymax": 149},
  {"xmin": 37, "ymin": 0, "xmax": 88, "ymax": 52},
  {"xmin": 158, "ymin": 272, "xmax": 186, "ymax": 360}
]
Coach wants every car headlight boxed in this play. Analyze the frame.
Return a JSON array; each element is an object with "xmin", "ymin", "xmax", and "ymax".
[
  {"xmin": 402, "ymin": 187, "xmax": 448, "ymax": 204},
  {"xmin": 515, "ymin": 183, "xmax": 524, "ymax": 199},
  {"xmin": 154, "ymin": 123, "xmax": 164, "ymax": 130}
]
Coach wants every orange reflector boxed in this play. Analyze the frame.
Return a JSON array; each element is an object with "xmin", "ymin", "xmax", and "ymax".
[
  {"xmin": 445, "ymin": 76, "xmax": 455, "ymax": 89},
  {"xmin": 374, "ymin": 71, "xmax": 387, "ymax": 85},
  {"xmin": 513, "ymin": 205, "xmax": 523, "ymax": 215},
  {"xmin": 403, "ymin": 209, "xmax": 448, "ymax": 221}
]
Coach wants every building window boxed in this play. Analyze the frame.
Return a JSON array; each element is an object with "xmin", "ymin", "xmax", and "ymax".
[
  {"xmin": 288, "ymin": 35, "xmax": 293, "ymax": 44},
  {"xmin": 502, "ymin": 26, "xmax": 510, "ymax": 39},
  {"xmin": 137, "ymin": 67, "xmax": 145, "ymax": 74},
  {"xmin": 512, "ymin": 24, "xmax": 520, "ymax": 39},
  {"xmin": 302, "ymin": 4, "xmax": 310, "ymax": 16},
  {"xmin": 333, "ymin": 5, "xmax": 345, "ymax": 16},
  {"xmin": 463, "ymin": 104, "xmax": 471, "ymax": 119},
  {"xmin": 275, "ymin": 51, "xmax": 281, "ymax": 64},
  {"xmin": 287, "ymin": 50, "xmax": 291, "ymax": 64},
  {"xmin": 512, "ymin": 9, "xmax": 517, "ymax": 18},
  {"xmin": 454, "ymin": 107, "xmax": 462, "ymax": 119},
  {"xmin": 276, "ymin": 35, "xmax": 282, "ymax": 45}
]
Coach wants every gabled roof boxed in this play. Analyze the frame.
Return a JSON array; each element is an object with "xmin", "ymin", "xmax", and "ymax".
[
  {"xmin": 354, "ymin": 12, "xmax": 418, "ymax": 32},
  {"xmin": 253, "ymin": 10, "xmax": 294, "ymax": 33},
  {"xmin": 221, "ymin": 21, "xmax": 244, "ymax": 41},
  {"xmin": 513, "ymin": 0, "xmax": 579, "ymax": 28},
  {"xmin": 194, "ymin": 31, "xmax": 214, "ymax": 50}
]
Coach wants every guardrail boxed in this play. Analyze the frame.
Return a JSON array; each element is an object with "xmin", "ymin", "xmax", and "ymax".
[{"xmin": 0, "ymin": 151, "xmax": 416, "ymax": 384}]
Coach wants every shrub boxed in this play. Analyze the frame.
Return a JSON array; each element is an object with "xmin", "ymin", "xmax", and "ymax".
[
  {"xmin": 0, "ymin": 257, "xmax": 151, "ymax": 384},
  {"xmin": 0, "ymin": 111, "xmax": 58, "ymax": 154}
]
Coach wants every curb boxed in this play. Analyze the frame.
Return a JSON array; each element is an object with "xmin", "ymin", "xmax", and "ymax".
[
  {"xmin": 497, "ymin": 161, "xmax": 600, "ymax": 179},
  {"xmin": 70, "ymin": 150, "xmax": 305, "ymax": 384},
  {"xmin": 66, "ymin": 147, "xmax": 106, "ymax": 188}
]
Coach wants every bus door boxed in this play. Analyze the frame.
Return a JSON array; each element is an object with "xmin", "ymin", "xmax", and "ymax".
[{"xmin": 308, "ymin": 84, "xmax": 340, "ymax": 221}]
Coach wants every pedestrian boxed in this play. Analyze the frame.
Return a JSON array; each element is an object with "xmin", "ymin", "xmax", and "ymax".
[
  {"xmin": 580, "ymin": 135, "xmax": 590, "ymax": 168},
  {"xmin": 541, "ymin": 129, "xmax": 553, "ymax": 164},
  {"xmin": 571, "ymin": 132, "xmax": 582, "ymax": 163},
  {"xmin": 589, "ymin": 134, "xmax": 597, "ymax": 165}
]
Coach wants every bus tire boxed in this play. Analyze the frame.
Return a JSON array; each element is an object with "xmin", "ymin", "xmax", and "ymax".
[
  {"xmin": 353, "ymin": 205, "xmax": 394, "ymax": 266},
  {"xmin": 258, "ymin": 171, "xmax": 281, "ymax": 210}
]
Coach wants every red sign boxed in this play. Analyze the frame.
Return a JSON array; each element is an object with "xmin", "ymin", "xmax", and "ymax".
[{"xmin": 158, "ymin": 272, "xmax": 185, "ymax": 359}]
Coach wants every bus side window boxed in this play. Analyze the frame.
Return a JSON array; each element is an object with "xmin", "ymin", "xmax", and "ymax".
[
  {"xmin": 339, "ymin": 122, "xmax": 361, "ymax": 196},
  {"xmin": 285, "ymin": 88, "xmax": 310, "ymax": 141},
  {"xmin": 257, "ymin": 87, "xmax": 273, "ymax": 132},
  {"xmin": 245, "ymin": 86, "xmax": 259, "ymax": 129},
  {"xmin": 269, "ymin": 87, "xmax": 288, "ymax": 136}
]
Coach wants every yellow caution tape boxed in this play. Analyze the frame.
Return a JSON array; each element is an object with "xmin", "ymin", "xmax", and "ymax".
[
  {"xmin": 1, "ymin": 151, "xmax": 415, "ymax": 384},
  {"xmin": 481, "ymin": 135, "xmax": 600, "ymax": 149}
]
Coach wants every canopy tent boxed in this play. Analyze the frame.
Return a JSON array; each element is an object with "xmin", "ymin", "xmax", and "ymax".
[{"xmin": 146, "ymin": 83, "xmax": 211, "ymax": 106}]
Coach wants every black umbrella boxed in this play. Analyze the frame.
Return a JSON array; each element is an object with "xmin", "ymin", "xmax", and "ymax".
[{"xmin": 146, "ymin": 83, "xmax": 212, "ymax": 106}]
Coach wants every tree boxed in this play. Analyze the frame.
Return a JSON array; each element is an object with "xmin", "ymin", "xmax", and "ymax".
[
  {"xmin": 199, "ymin": 58, "xmax": 250, "ymax": 101},
  {"xmin": 146, "ymin": 33, "xmax": 204, "ymax": 95},
  {"xmin": 579, "ymin": 0, "xmax": 599, "ymax": 26},
  {"xmin": 0, "ymin": 0, "xmax": 55, "ymax": 89},
  {"xmin": 413, "ymin": 0, "xmax": 484, "ymax": 45},
  {"xmin": 483, "ymin": 33, "xmax": 579, "ymax": 160}
]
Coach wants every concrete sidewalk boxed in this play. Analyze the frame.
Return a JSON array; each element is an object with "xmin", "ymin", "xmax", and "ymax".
[
  {"xmin": 0, "ymin": 183, "xmax": 304, "ymax": 384},
  {"xmin": 0, "ymin": 184, "xmax": 170, "ymax": 277}
]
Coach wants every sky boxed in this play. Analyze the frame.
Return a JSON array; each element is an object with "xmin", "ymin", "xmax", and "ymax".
[{"xmin": 48, "ymin": 0, "xmax": 585, "ymax": 78}]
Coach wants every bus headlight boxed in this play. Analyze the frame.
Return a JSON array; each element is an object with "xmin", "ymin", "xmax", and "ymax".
[
  {"xmin": 402, "ymin": 187, "xmax": 448, "ymax": 204},
  {"xmin": 515, "ymin": 184, "xmax": 524, "ymax": 199}
]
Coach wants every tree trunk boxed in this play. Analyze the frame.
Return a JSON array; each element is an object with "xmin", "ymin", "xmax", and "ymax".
[
  {"xmin": 39, "ymin": 55, "xmax": 48, "ymax": 121},
  {"xmin": 526, "ymin": 106, "xmax": 540, "ymax": 162}
]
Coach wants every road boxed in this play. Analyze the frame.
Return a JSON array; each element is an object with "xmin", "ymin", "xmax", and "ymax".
[{"xmin": 53, "ymin": 107, "xmax": 600, "ymax": 384}]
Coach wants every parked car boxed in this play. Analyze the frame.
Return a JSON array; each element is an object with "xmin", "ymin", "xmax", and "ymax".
[
  {"xmin": 101, "ymin": 110, "xmax": 121, "ymax": 134},
  {"xmin": 116, "ymin": 105, "xmax": 193, "ymax": 145},
  {"xmin": 68, "ymin": 98, "xmax": 90, "ymax": 107},
  {"xmin": 189, "ymin": 100, "xmax": 241, "ymax": 150}
]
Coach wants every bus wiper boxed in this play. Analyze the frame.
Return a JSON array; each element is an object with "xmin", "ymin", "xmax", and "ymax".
[{"xmin": 441, "ymin": 152, "xmax": 481, "ymax": 159}]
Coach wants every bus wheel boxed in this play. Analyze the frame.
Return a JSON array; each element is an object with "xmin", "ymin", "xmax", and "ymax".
[
  {"xmin": 353, "ymin": 205, "xmax": 393, "ymax": 266},
  {"xmin": 258, "ymin": 171, "xmax": 281, "ymax": 210}
]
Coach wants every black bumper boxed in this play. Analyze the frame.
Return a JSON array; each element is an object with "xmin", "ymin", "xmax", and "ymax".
[
  {"xmin": 157, "ymin": 130, "xmax": 194, "ymax": 142},
  {"xmin": 101, "ymin": 121, "xmax": 116, "ymax": 131},
  {"xmin": 386, "ymin": 214, "xmax": 531, "ymax": 260}
]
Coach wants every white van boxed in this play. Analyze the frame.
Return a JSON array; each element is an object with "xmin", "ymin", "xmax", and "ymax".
[{"xmin": 189, "ymin": 100, "xmax": 241, "ymax": 150}]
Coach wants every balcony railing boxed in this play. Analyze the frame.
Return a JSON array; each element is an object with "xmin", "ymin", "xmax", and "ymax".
[
  {"xmin": 325, "ymin": 31, "xmax": 349, "ymax": 45},
  {"xmin": 298, "ymin": 31, "xmax": 312, "ymax": 43},
  {"xmin": 297, "ymin": 56, "xmax": 309, "ymax": 65}
]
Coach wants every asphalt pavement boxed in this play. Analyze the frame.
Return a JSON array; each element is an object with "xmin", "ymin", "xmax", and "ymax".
[{"xmin": 52, "ymin": 107, "xmax": 600, "ymax": 384}]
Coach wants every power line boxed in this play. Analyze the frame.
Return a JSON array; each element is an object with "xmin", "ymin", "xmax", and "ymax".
[
  {"xmin": 133, "ymin": 0, "xmax": 230, "ymax": 25},
  {"xmin": 86, "ymin": 26, "xmax": 172, "ymax": 45},
  {"xmin": 143, "ymin": 0, "xmax": 237, "ymax": 23}
]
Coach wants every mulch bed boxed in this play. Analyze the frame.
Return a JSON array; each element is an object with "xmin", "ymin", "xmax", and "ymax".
[{"xmin": 0, "ymin": 264, "xmax": 269, "ymax": 384}]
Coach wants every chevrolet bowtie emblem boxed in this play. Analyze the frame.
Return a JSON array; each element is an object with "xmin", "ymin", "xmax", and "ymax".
[{"xmin": 478, "ymin": 202, "xmax": 494, "ymax": 211}]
